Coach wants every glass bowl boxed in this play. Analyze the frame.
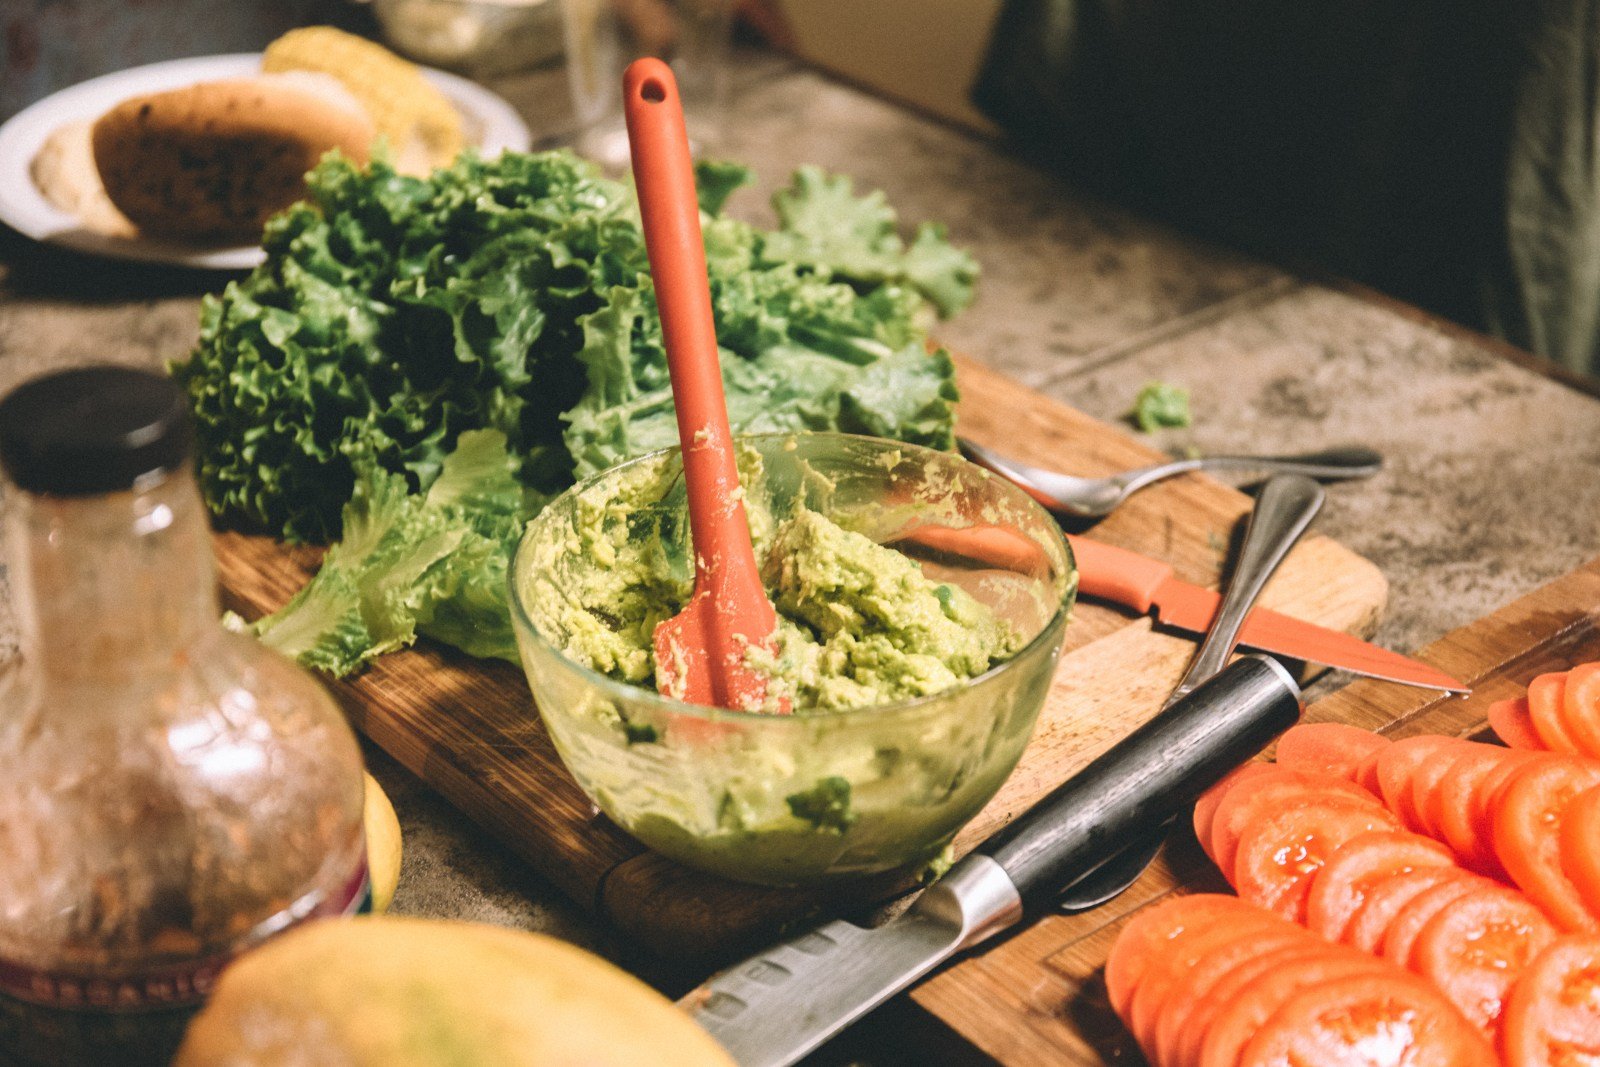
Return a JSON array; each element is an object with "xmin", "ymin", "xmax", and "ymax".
[{"xmin": 509, "ymin": 433, "xmax": 1076, "ymax": 887}]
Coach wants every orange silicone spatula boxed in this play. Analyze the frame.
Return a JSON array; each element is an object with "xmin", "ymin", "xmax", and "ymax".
[{"xmin": 624, "ymin": 58, "xmax": 784, "ymax": 712}]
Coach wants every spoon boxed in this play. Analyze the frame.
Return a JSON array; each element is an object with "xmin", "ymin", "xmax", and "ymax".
[
  {"xmin": 1056, "ymin": 474, "xmax": 1323, "ymax": 912},
  {"xmin": 957, "ymin": 437, "xmax": 1379, "ymax": 518},
  {"xmin": 625, "ymin": 58, "xmax": 781, "ymax": 711}
]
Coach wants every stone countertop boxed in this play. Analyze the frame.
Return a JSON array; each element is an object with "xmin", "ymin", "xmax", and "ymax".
[{"xmin": 3, "ymin": 47, "xmax": 1599, "ymax": 1067}]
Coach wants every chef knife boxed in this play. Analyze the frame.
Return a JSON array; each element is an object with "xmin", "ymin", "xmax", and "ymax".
[
  {"xmin": 682, "ymin": 654, "xmax": 1302, "ymax": 1067},
  {"xmin": 1066, "ymin": 533, "xmax": 1468, "ymax": 694},
  {"xmin": 683, "ymin": 480, "xmax": 1323, "ymax": 1066}
]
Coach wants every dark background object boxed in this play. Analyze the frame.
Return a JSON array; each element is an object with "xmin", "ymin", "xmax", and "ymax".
[
  {"xmin": 973, "ymin": 0, "xmax": 1600, "ymax": 377},
  {"xmin": 0, "ymin": 0, "xmax": 366, "ymax": 120}
]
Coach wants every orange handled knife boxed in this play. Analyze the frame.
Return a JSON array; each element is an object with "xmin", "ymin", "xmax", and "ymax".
[{"xmin": 1065, "ymin": 534, "xmax": 1467, "ymax": 693}]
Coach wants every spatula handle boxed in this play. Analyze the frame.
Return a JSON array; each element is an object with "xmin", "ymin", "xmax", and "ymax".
[{"xmin": 624, "ymin": 60, "xmax": 761, "ymax": 591}]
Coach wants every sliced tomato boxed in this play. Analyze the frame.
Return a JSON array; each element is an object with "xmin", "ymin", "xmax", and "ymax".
[
  {"xmin": 1471, "ymin": 748, "xmax": 1547, "ymax": 862},
  {"xmin": 1411, "ymin": 883, "xmax": 1558, "ymax": 1038},
  {"xmin": 1197, "ymin": 948, "xmax": 1394, "ymax": 1067},
  {"xmin": 1563, "ymin": 663, "xmax": 1600, "ymax": 759},
  {"xmin": 1493, "ymin": 756, "xmax": 1600, "ymax": 932},
  {"xmin": 1123, "ymin": 909, "xmax": 1284, "ymax": 1057},
  {"xmin": 1376, "ymin": 735, "xmax": 1465, "ymax": 833},
  {"xmin": 1232, "ymin": 801, "xmax": 1403, "ymax": 920},
  {"xmin": 1303, "ymin": 830, "xmax": 1455, "ymax": 943},
  {"xmin": 1238, "ymin": 970, "xmax": 1497, "ymax": 1067},
  {"xmin": 1205, "ymin": 768, "xmax": 1383, "ymax": 879},
  {"xmin": 1381, "ymin": 874, "xmax": 1491, "ymax": 967},
  {"xmin": 1410, "ymin": 738, "xmax": 1477, "ymax": 840},
  {"xmin": 1490, "ymin": 696, "xmax": 1549, "ymax": 751},
  {"xmin": 1438, "ymin": 744, "xmax": 1526, "ymax": 877},
  {"xmin": 1529, "ymin": 672, "xmax": 1583, "ymax": 755},
  {"xmin": 1273, "ymin": 722, "xmax": 1389, "ymax": 781},
  {"xmin": 1104, "ymin": 893, "xmax": 1257, "ymax": 1017},
  {"xmin": 1192, "ymin": 762, "xmax": 1273, "ymax": 850},
  {"xmin": 1345, "ymin": 866, "xmax": 1470, "ymax": 954},
  {"xmin": 1176, "ymin": 940, "xmax": 1330, "ymax": 1067},
  {"xmin": 1354, "ymin": 746, "xmax": 1385, "ymax": 797},
  {"xmin": 1501, "ymin": 934, "xmax": 1600, "ymax": 1067},
  {"xmin": 1560, "ymin": 784, "xmax": 1600, "ymax": 923},
  {"xmin": 1152, "ymin": 927, "xmax": 1308, "ymax": 1067}
]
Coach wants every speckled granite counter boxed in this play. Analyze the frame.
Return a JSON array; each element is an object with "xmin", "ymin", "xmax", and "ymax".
[{"xmin": 2, "ymin": 48, "xmax": 1597, "ymax": 1067}]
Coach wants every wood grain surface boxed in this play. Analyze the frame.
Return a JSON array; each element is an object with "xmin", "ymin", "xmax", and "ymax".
[
  {"xmin": 912, "ymin": 554, "xmax": 1600, "ymax": 1065},
  {"xmin": 213, "ymin": 354, "xmax": 1389, "ymax": 961}
]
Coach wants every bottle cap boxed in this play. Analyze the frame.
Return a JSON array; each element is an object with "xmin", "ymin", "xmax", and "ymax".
[{"xmin": 0, "ymin": 366, "xmax": 193, "ymax": 497}]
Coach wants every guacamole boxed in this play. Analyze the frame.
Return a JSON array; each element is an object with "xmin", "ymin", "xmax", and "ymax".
[{"xmin": 518, "ymin": 455, "xmax": 1025, "ymax": 712}]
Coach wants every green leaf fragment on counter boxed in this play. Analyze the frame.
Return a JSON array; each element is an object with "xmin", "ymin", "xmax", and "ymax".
[
  {"xmin": 786, "ymin": 776, "xmax": 859, "ymax": 834},
  {"xmin": 1131, "ymin": 381, "xmax": 1192, "ymax": 432}
]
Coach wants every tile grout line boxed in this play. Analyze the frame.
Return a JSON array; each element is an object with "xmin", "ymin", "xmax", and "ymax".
[{"xmin": 1030, "ymin": 275, "xmax": 1306, "ymax": 391}]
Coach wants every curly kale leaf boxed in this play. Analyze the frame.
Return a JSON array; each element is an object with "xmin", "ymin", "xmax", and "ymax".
[
  {"xmin": 174, "ymin": 150, "xmax": 971, "ymax": 560},
  {"xmin": 249, "ymin": 430, "xmax": 527, "ymax": 675}
]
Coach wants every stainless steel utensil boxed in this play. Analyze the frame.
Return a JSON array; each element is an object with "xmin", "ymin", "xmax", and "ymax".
[
  {"xmin": 1057, "ymin": 473, "xmax": 1324, "ymax": 913},
  {"xmin": 682, "ymin": 477, "xmax": 1324, "ymax": 1067},
  {"xmin": 958, "ymin": 437, "xmax": 1379, "ymax": 517}
]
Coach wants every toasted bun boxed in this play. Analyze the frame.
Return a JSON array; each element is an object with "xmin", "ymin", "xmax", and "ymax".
[{"xmin": 91, "ymin": 77, "xmax": 375, "ymax": 241}]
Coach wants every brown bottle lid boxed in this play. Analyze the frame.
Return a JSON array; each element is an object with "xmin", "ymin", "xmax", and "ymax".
[{"xmin": 0, "ymin": 366, "xmax": 192, "ymax": 496}]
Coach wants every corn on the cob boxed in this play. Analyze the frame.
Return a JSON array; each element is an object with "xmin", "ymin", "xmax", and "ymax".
[{"xmin": 263, "ymin": 26, "xmax": 464, "ymax": 170}]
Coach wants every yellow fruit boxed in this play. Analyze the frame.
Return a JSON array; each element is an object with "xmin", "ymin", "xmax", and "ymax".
[
  {"xmin": 175, "ymin": 917, "xmax": 733, "ymax": 1066},
  {"xmin": 363, "ymin": 773, "xmax": 402, "ymax": 914},
  {"xmin": 263, "ymin": 26, "xmax": 464, "ymax": 171}
]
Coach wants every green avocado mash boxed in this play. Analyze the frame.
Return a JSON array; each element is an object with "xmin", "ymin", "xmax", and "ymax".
[
  {"xmin": 514, "ymin": 437, "xmax": 1072, "ymax": 886},
  {"xmin": 518, "ymin": 454, "xmax": 1025, "ymax": 712}
]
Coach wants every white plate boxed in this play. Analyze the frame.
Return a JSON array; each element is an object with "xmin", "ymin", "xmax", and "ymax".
[{"xmin": 0, "ymin": 53, "xmax": 533, "ymax": 270}]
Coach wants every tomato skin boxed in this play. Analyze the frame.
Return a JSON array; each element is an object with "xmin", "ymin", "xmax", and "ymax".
[
  {"xmin": 1192, "ymin": 762, "xmax": 1273, "ymax": 852},
  {"xmin": 1437, "ymin": 744, "xmax": 1524, "ymax": 877},
  {"xmin": 1231, "ymin": 801, "xmax": 1401, "ymax": 921},
  {"xmin": 1344, "ymin": 865, "xmax": 1468, "ymax": 954},
  {"xmin": 1303, "ymin": 830, "xmax": 1454, "ymax": 944},
  {"xmin": 1501, "ymin": 934, "xmax": 1600, "ymax": 1067},
  {"xmin": 1563, "ymin": 663, "xmax": 1600, "ymax": 759},
  {"xmin": 1376, "ymin": 736, "xmax": 1466, "ymax": 833},
  {"xmin": 1493, "ymin": 757, "xmax": 1600, "ymax": 932},
  {"xmin": 1380, "ymin": 874, "xmax": 1488, "ymax": 968},
  {"xmin": 1411, "ymin": 884, "xmax": 1557, "ymax": 1039},
  {"xmin": 1206, "ymin": 769, "xmax": 1381, "ymax": 881},
  {"xmin": 1237, "ymin": 970, "xmax": 1497, "ymax": 1067},
  {"xmin": 1528, "ymin": 672, "xmax": 1583, "ymax": 755},
  {"xmin": 1491, "ymin": 695, "xmax": 1549, "ymax": 751},
  {"xmin": 1103, "ymin": 894, "xmax": 1260, "ymax": 1018},
  {"xmin": 1196, "ymin": 949, "xmax": 1394, "ymax": 1067},
  {"xmin": 1151, "ymin": 928, "xmax": 1307, "ymax": 1067},
  {"xmin": 1273, "ymin": 722, "xmax": 1389, "ymax": 781}
]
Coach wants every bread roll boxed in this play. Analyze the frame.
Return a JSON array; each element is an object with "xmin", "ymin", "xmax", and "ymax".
[{"xmin": 91, "ymin": 77, "xmax": 375, "ymax": 242}]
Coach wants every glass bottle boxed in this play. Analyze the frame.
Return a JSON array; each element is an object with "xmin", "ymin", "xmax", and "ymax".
[{"xmin": 0, "ymin": 367, "xmax": 368, "ymax": 1066}]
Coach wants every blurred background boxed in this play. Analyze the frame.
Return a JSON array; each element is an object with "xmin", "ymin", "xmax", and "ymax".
[{"xmin": 5, "ymin": 0, "xmax": 1598, "ymax": 378}]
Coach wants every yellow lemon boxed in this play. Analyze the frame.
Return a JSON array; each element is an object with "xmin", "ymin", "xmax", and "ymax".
[
  {"xmin": 363, "ymin": 772, "xmax": 402, "ymax": 914},
  {"xmin": 175, "ymin": 916, "xmax": 734, "ymax": 1066}
]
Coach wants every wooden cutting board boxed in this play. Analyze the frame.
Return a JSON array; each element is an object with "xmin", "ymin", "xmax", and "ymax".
[
  {"xmin": 212, "ymin": 355, "xmax": 1388, "ymax": 963},
  {"xmin": 912, "ymin": 554, "xmax": 1600, "ymax": 1065}
]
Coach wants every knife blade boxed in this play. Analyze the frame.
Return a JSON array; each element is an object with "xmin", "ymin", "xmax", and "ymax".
[
  {"xmin": 1065, "ymin": 534, "xmax": 1468, "ymax": 694},
  {"xmin": 682, "ymin": 656, "xmax": 1305, "ymax": 1067}
]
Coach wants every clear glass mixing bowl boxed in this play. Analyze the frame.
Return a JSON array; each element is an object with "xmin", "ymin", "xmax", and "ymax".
[{"xmin": 510, "ymin": 433, "xmax": 1076, "ymax": 886}]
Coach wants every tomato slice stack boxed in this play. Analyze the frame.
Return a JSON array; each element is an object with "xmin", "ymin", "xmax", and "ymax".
[{"xmin": 1105, "ymin": 671, "xmax": 1600, "ymax": 1063}]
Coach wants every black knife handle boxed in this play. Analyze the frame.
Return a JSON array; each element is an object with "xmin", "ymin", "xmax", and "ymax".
[{"xmin": 977, "ymin": 655, "xmax": 1302, "ymax": 910}]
